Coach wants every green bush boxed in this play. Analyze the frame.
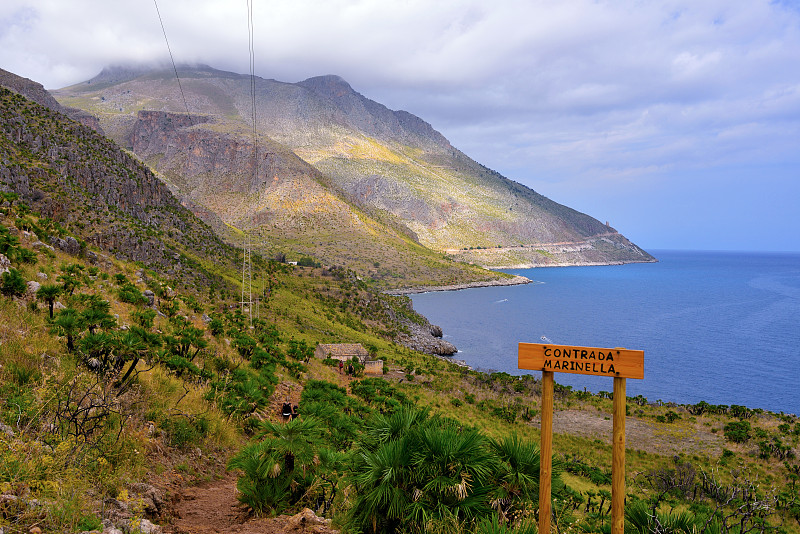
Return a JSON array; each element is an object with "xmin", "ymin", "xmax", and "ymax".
[
  {"xmin": 723, "ymin": 420, "xmax": 751, "ymax": 443},
  {"xmin": 0, "ymin": 224, "xmax": 20, "ymax": 255},
  {"xmin": 117, "ymin": 283, "xmax": 147, "ymax": 305},
  {"xmin": 14, "ymin": 247, "xmax": 37, "ymax": 264},
  {"xmin": 301, "ymin": 381, "xmax": 368, "ymax": 450},
  {"xmin": 207, "ymin": 368, "xmax": 277, "ymax": 418},
  {"xmin": 286, "ymin": 338, "xmax": 313, "ymax": 360},
  {"xmin": 1, "ymin": 268, "xmax": 27, "ymax": 297},
  {"xmin": 162, "ymin": 416, "xmax": 210, "ymax": 449},
  {"xmin": 208, "ymin": 317, "xmax": 225, "ymax": 337},
  {"xmin": 227, "ymin": 417, "xmax": 336, "ymax": 515},
  {"xmin": 296, "ymin": 256, "xmax": 321, "ymax": 268},
  {"xmin": 351, "ymin": 377, "xmax": 408, "ymax": 412},
  {"xmin": 76, "ymin": 514, "xmax": 103, "ymax": 531}
]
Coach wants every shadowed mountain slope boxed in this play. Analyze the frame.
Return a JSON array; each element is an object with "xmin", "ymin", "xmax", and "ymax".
[{"xmin": 0, "ymin": 77, "xmax": 236, "ymax": 290}]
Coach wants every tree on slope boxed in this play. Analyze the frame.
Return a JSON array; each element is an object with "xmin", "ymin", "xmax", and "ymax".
[
  {"xmin": 37, "ymin": 283, "xmax": 61, "ymax": 318},
  {"xmin": 49, "ymin": 308, "xmax": 81, "ymax": 353}
]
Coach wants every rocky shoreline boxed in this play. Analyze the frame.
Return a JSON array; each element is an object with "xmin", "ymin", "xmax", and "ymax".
[
  {"xmin": 388, "ymin": 274, "xmax": 532, "ymax": 295},
  {"xmin": 396, "ymin": 321, "xmax": 458, "ymax": 356}
]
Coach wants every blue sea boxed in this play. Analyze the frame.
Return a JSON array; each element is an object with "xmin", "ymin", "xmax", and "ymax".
[{"xmin": 410, "ymin": 250, "xmax": 800, "ymax": 415}]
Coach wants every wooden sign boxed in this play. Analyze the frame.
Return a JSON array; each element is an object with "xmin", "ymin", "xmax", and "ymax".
[
  {"xmin": 520, "ymin": 342, "xmax": 644, "ymax": 534},
  {"xmin": 518, "ymin": 343, "xmax": 644, "ymax": 379}
]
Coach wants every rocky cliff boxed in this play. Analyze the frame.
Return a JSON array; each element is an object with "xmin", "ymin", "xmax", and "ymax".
[
  {"xmin": 0, "ymin": 67, "xmax": 104, "ymax": 134},
  {"xmin": 0, "ymin": 82, "xmax": 233, "ymax": 287}
]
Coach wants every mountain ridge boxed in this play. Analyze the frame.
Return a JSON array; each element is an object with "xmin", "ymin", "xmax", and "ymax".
[{"xmin": 54, "ymin": 64, "xmax": 655, "ymax": 271}]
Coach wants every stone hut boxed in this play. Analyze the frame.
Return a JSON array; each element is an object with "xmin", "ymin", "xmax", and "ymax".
[{"xmin": 314, "ymin": 343, "xmax": 369, "ymax": 363}]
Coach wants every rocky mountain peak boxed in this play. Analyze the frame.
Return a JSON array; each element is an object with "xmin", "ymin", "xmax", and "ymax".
[
  {"xmin": 299, "ymin": 74, "xmax": 355, "ymax": 99},
  {"xmin": 53, "ymin": 64, "xmax": 655, "ymax": 270}
]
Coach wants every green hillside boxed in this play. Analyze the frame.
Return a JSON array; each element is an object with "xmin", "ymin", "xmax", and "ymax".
[{"xmin": 2, "ymin": 202, "xmax": 799, "ymax": 533}]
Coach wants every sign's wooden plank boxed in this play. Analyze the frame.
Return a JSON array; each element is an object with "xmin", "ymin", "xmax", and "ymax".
[{"xmin": 518, "ymin": 343, "xmax": 644, "ymax": 379}]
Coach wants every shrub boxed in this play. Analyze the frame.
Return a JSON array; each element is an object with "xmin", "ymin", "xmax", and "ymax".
[
  {"xmin": 296, "ymin": 256, "xmax": 321, "ymax": 268},
  {"xmin": 208, "ymin": 317, "xmax": 225, "ymax": 337},
  {"xmin": 0, "ymin": 224, "xmax": 20, "ymax": 255},
  {"xmin": 163, "ymin": 416, "xmax": 210, "ymax": 449},
  {"xmin": 117, "ymin": 283, "xmax": 147, "ymax": 305},
  {"xmin": 76, "ymin": 515, "xmax": 103, "ymax": 532},
  {"xmin": 351, "ymin": 377, "xmax": 408, "ymax": 412},
  {"xmin": 1, "ymin": 268, "xmax": 27, "ymax": 297},
  {"xmin": 286, "ymin": 339, "xmax": 313, "ymax": 361},
  {"xmin": 227, "ymin": 417, "xmax": 334, "ymax": 515},
  {"xmin": 723, "ymin": 420, "xmax": 751, "ymax": 443},
  {"xmin": 730, "ymin": 404, "xmax": 753, "ymax": 419},
  {"xmin": 14, "ymin": 247, "xmax": 37, "ymax": 264},
  {"xmin": 207, "ymin": 368, "xmax": 277, "ymax": 418}
]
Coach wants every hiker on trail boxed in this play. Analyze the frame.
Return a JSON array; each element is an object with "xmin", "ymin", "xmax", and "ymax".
[
  {"xmin": 281, "ymin": 402, "xmax": 292, "ymax": 421},
  {"xmin": 338, "ymin": 360, "xmax": 343, "ymax": 374}
]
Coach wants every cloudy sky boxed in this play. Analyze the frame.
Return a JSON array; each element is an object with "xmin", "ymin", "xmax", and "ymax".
[{"xmin": 2, "ymin": 1, "xmax": 800, "ymax": 252}]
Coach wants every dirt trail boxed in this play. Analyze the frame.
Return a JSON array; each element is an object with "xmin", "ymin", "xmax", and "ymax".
[
  {"xmin": 166, "ymin": 379, "xmax": 338, "ymax": 534},
  {"xmin": 169, "ymin": 473, "xmax": 338, "ymax": 534},
  {"xmin": 170, "ymin": 473, "xmax": 243, "ymax": 533}
]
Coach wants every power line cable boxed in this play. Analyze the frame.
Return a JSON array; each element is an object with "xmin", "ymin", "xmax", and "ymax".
[
  {"xmin": 153, "ymin": 0, "xmax": 193, "ymax": 125},
  {"xmin": 152, "ymin": 0, "xmax": 258, "ymax": 320},
  {"xmin": 241, "ymin": 0, "xmax": 259, "ymax": 323},
  {"xmin": 247, "ymin": 0, "xmax": 258, "ymax": 175}
]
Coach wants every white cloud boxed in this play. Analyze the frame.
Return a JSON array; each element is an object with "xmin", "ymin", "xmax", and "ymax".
[{"xmin": 2, "ymin": 0, "xmax": 800, "ymax": 249}]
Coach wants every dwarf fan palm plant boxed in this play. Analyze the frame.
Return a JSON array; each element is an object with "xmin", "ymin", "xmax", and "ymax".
[
  {"xmin": 228, "ymin": 416, "xmax": 331, "ymax": 516},
  {"xmin": 37, "ymin": 283, "xmax": 61, "ymax": 318},
  {"xmin": 407, "ymin": 423, "xmax": 495, "ymax": 530},
  {"xmin": 348, "ymin": 407, "xmax": 497, "ymax": 534},
  {"xmin": 49, "ymin": 307, "xmax": 82, "ymax": 352},
  {"xmin": 489, "ymin": 432, "xmax": 565, "ymax": 524}
]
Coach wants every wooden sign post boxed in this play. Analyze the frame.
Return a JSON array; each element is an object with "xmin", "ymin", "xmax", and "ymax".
[{"xmin": 518, "ymin": 343, "xmax": 644, "ymax": 534}]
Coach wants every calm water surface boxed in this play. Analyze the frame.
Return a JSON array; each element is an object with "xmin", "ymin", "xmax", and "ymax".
[{"xmin": 410, "ymin": 250, "xmax": 800, "ymax": 415}]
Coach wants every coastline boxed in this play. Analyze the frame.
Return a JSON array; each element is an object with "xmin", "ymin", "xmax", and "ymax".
[
  {"xmin": 388, "ymin": 274, "xmax": 532, "ymax": 295},
  {"xmin": 489, "ymin": 258, "xmax": 659, "ymax": 269},
  {"xmin": 388, "ymin": 257, "xmax": 658, "ymax": 295}
]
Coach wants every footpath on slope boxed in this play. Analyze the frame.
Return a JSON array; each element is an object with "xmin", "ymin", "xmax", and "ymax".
[
  {"xmin": 164, "ymin": 380, "xmax": 347, "ymax": 534},
  {"xmin": 169, "ymin": 473, "xmax": 338, "ymax": 534}
]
